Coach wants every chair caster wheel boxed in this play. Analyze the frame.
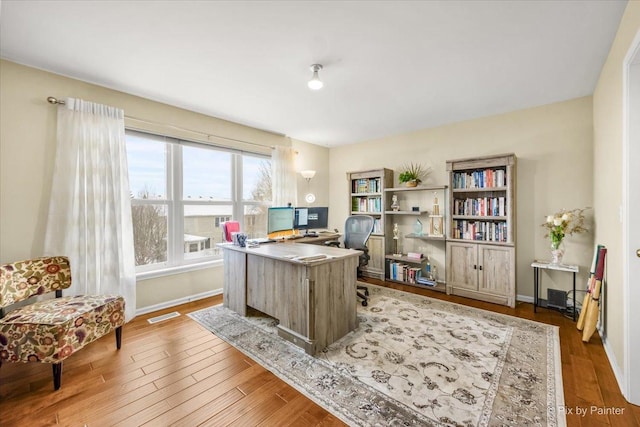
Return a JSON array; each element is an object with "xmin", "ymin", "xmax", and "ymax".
[
  {"xmin": 362, "ymin": 300, "xmax": 368, "ymax": 307},
  {"xmin": 364, "ymin": 290, "xmax": 369, "ymax": 296}
]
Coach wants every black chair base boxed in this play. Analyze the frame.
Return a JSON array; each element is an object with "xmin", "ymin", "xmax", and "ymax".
[{"xmin": 357, "ymin": 285, "xmax": 369, "ymax": 306}]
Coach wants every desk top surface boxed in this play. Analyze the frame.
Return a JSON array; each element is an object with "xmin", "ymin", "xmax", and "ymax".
[
  {"xmin": 531, "ymin": 261, "xmax": 579, "ymax": 272},
  {"xmin": 218, "ymin": 241, "xmax": 361, "ymax": 265}
]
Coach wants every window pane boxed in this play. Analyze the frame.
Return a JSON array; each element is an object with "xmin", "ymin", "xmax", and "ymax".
[
  {"xmin": 184, "ymin": 204, "xmax": 233, "ymax": 260},
  {"xmin": 183, "ymin": 146, "xmax": 231, "ymax": 201},
  {"xmin": 243, "ymin": 156, "xmax": 271, "ymax": 202},
  {"xmin": 126, "ymin": 132, "xmax": 167, "ymax": 200},
  {"xmin": 131, "ymin": 203, "xmax": 167, "ymax": 266},
  {"xmin": 244, "ymin": 204, "xmax": 269, "ymax": 238}
]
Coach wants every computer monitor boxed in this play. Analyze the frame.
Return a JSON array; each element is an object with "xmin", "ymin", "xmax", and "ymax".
[
  {"xmin": 294, "ymin": 207, "xmax": 309, "ymax": 229},
  {"xmin": 267, "ymin": 207, "xmax": 295, "ymax": 234},
  {"xmin": 308, "ymin": 207, "xmax": 329, "ymax": 230}
]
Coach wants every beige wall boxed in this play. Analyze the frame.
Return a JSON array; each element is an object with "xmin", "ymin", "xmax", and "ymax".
[
  {"xmin": 593, "ymin": 1, "xmax": 640, "ymax": 386},
  {"xmin": 0, "ymin": 60, "xmax": 330, "ymax": 310},
  {"xmin": 329, "ymin": 97, "xmax": 595, "ymax": 299}
]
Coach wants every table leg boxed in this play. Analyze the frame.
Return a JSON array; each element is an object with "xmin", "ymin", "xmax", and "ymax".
[
  {"xmin": 534, "ymin": 267, "xmax": 538, "ymax": 313},
  {"xmin": 573, "ymin": 271, "xmax": 576, "ymax": 322}
]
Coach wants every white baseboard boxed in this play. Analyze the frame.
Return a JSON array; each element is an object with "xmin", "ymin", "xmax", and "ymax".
[
  {"xmin": 517, "ymin": 294, "xmax": 534, "ymax": 303},
  {"xmin": 136, "ymin": 289, "xmax": 223, "ymax": 316},
  {"xmin": 600, "ymin": 328, "xmax": 627, "ymax": 399}
]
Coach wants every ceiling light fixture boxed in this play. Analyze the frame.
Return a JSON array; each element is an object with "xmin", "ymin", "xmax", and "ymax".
[{"xmin": 307, "ymin": 64, "xmax": 324, "ymax": 90}]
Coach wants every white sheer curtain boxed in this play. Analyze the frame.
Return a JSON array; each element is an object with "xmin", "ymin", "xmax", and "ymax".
[
  {"xmin": 271, "ymin": 146, "xmax": 298, "ymax": 207},
  {"xmin": 44, "ymin": 98, "xmax": 136, "ymax": 321}
]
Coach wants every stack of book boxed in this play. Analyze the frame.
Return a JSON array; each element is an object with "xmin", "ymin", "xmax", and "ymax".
[{"xmin": 416, "ymin": 276, "xmax": 437, "ymax": 287}]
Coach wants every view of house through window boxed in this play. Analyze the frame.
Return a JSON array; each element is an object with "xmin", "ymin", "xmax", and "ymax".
[{"xmin": 126, "ymin": 130, "xmax": 271, "ymax": 271}]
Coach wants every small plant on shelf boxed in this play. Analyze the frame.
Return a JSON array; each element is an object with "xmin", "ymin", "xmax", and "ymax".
[{"xmin": 398, "ymin": 163, "xmax": 431, "ymax": 187}]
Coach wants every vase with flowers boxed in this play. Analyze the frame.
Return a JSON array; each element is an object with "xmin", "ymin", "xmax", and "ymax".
[{"xmin": 541, "ymin": 207, "xmax": 589, "ymax": 264}]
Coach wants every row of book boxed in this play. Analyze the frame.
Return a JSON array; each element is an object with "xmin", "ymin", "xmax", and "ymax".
[
  {"xmin": 389, "ymin": 262, "xmax": 422, "ymax": 283},
  {"xmin": 453, "ymin": 197, "xmax": 506, "ymax": 217},
  {"xmin": 388, "ymin": 262, "xmax": 438, "ymax": 286},
  {"xmin": 351, "ymin": 196, "xmax": 382, "ymax": 213},
  {"xmin": 451, "ymin": 220, "xmax": 508, "ymax": 242},
  {"xmin": 372, "ymin": 218, "xmax": 382, "ymax": 234},
  {"xmin": 452, "ymin": 169, "xmax": 506, "ymax": 189},
  {"xmin": 352, "ymin": 178, "xmax": 381, "ymax": 194}
]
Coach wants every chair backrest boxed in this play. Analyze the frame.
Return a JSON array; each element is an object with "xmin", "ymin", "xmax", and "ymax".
[
  {"xmin": 222, "ymin": 221, "xmax": 240, "ymax": 243},
  {"xmin": 343, "ymin": 215, "xmax": 375, "ymax": 251},
  {"xmin": 0, "ymin": 256, "xmax": 72, "ymax": 308}
]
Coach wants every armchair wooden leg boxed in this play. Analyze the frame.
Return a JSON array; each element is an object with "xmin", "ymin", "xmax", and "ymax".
[
  {"xmin": 115, "ymin": 325, "xmax": 123, "ymax": 350},
  {"xmin": 52, "ymin": 362, "xmax": 62, "ymax": 390}
]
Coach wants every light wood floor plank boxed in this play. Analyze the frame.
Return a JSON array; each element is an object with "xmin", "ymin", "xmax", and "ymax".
[{"xmin": 0, "ymin": 281, "xmax": 637, "ymax": 426}]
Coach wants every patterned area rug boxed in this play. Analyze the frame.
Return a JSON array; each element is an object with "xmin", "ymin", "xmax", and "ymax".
[{"xmin": 189, "ymin": 285, "xmax": 565, "ymax": 426}]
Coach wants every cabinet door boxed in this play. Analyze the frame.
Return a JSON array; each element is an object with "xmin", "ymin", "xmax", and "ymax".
[
  {"xmin": 478, "ymin": 245, "xmax": 514, "ymax": 298},
  {"xmin": 446, "ymin": 242, "xmax": 478, "ymax": 291},
  {"xmin": 362, "ymin": 235, "xmax": 384, "ymax": 277}
]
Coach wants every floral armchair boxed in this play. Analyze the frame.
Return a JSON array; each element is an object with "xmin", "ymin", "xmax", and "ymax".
[{"xmin": 0, "ymin": 256, "xmax": 125, "ymax": 390}]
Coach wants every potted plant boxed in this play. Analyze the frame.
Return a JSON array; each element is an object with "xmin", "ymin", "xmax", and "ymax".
[{"xmin": 398, "ymin": 163, "xmax": 430, "ymax": 187}]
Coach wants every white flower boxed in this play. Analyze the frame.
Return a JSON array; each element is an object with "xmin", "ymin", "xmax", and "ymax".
[
  {"xmin": 561, "ymin": 213, "xmax": 569, "ymax": 221},
  {"xmin": 546, "ymin": 215, "xmax": 553, "ymax": 223},
  {"xmin": 553, "ymin": 218, "xmax": 562, "ymax": 226}
]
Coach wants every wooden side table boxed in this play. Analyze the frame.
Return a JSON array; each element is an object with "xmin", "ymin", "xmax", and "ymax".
[{"xmin": 531, "ymin": 261, "xmax": 579, "ymax": 320}]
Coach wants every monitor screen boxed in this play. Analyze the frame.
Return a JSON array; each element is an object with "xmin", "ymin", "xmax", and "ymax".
[
  {"xmin": 267, "ymin": 207, "xmax": 295, "ymax": 234},
  {"xmin": 305, "ymin": 207, "xmax": 328, "ymax": 230},
  {"xmin": 294, "ymin": 207, "xmax": 309, "ymax": 229}
]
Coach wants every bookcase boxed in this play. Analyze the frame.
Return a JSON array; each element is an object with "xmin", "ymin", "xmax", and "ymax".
[
  {"xmin": 383, "ymin": 185, "xmax": 448, "ymax": 293},
  {"xmin": 446, "ymin": 153, "xmax": 516, "ymax": 307},
  {"xmin": 347, "ymin": 168, "xmax": 394, "ymax": 279}
]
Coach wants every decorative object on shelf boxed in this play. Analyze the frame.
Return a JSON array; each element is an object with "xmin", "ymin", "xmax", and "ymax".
[
  {"xmin": 398, "ymin": 162, "xmax": 431, "ymax": 187},
  {"xmin": 541, "ymin": 207, "xmax": 590, "ymax": 264},
  {"xmin": 392, "ymin": 223, "xmax": 401, "ymax": 256},
  {"xmin": 390, "ymin": 194, "xmax": 400, "ymax": 211},
  {"xmin": 413, "ymin": 218, "xmax": 423, "ymax": 236},
  {"xmin": 429, "ymin": 192, "xmax": 444, "ymax": 237}
]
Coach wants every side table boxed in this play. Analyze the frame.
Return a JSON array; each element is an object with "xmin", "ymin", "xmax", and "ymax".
[{"xmin": 531, "ymin": 261, "xmax": 579, "ymax": 321}]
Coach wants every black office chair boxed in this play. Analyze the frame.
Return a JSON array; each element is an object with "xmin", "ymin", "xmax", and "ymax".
[{"xmin": 327, "ymin": 215, "xmax": 375, "ymax": 306}]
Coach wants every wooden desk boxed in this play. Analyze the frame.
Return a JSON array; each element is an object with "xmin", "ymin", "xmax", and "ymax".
[
  {"xmin": 219, "ymin": 243, "xmax": 361, "ymax": 355},
  {"xmin": 278, "ymin": 232, "xmax": 341, "ymax": 245}
]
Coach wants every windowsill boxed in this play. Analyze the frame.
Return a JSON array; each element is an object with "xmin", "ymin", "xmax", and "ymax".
[{"xmin": 136, "ymin": 259, "xmax": 223, "ymax": 281}]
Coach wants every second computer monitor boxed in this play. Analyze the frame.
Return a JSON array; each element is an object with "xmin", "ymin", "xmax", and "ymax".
[{"xmin": 295, "ymin": 206, "xmax": 328, "ymax": 231}]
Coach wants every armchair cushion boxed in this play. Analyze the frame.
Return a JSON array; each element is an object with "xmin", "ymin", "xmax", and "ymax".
[{"xmin": 0, "ymin": 294, "xmax": 124, "ymax": 364}]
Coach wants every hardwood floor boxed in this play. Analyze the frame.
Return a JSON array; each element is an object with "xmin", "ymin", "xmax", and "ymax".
[{"xmin": 1, "ymin": 278, "xmax": 638, "ymax": 426}]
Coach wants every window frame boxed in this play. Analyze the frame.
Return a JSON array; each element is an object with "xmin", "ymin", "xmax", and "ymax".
[{"xmin": 126, "ymin": 129, "xmax": 271, "ymax": 279}]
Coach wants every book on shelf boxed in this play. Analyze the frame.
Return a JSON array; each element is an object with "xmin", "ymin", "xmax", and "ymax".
[
  {"xmin": 352, "ymin": 196, "xmax": 382, "ymax": 213},
  {"xmin": 352, "ymin": 177, "xmax": 381, "ymax": 194},
  {"xmin": 453, "ymin": 196, "xmax": 506, "ymax": 216},
  {"xmin": 389, "ymin": 262, "xmax": 423, "ymax": 284},
  {"xmin": 451, "ymin": 220, "xmax": 507, "ymax": 242},
  {"xmin": 452, "ymin": 168, "xmax": 506, "ymax": 189},
  {"xmin": 416, "ymin": 277, "xmax": 437, "ymax": 287}
]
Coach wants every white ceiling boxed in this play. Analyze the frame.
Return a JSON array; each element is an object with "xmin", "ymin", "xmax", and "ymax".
[{"xmin": 0, "ymin": 1, "xmax": 627, "ymax": 147}]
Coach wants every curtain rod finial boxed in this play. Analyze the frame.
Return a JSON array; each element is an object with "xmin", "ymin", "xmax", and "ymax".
[{"xmin": 47, "ymin": 96, "xmax": 65, "ymax": 105}]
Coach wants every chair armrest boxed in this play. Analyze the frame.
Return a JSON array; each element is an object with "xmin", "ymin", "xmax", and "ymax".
[{"xmin": 324, "ymin": 240, "xmax": 341, "ymax": 248}]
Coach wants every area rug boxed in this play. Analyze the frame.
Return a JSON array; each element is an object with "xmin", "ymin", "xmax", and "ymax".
[{"xmin": 189, "ymin": 284, "xmax": 565, "ymax": 427}]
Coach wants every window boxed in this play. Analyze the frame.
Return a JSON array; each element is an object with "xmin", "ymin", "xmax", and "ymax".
[{"xmin": 126, "ymin": 130, "xmax": 271, "ymax": 273}]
